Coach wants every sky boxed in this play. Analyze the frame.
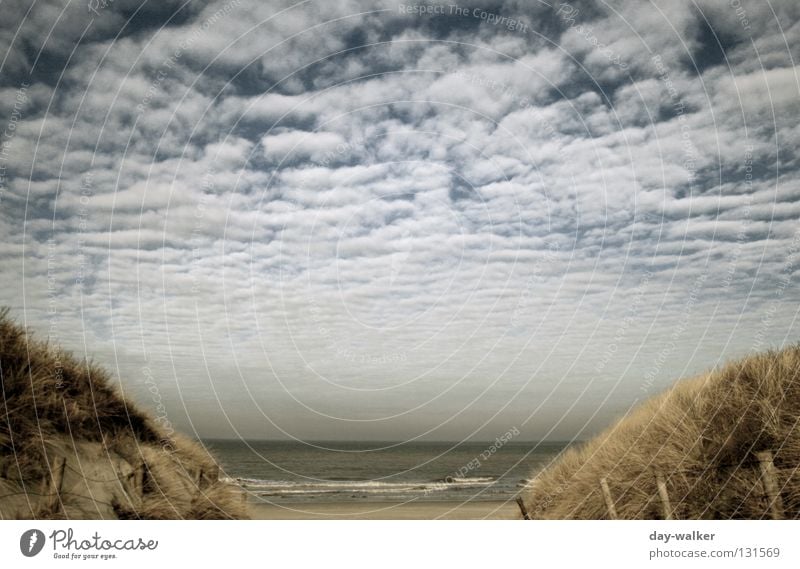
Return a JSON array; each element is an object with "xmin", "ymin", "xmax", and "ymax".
[{"xmin": 0, "ymin": 0, "xmax": 799, "ymax": 442}]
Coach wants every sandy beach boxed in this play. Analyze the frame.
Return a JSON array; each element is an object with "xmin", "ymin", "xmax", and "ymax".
[{"xmin": 248, "ymin": 500, "xmax": 520, "ymax": 520}]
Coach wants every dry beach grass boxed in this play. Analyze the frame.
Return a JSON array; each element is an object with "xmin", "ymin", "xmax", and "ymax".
[
  {"xmin": 520, "ymin": 346, "xmax": 800, "ymax": 519},
  {"xmin": 0, "ymin": 309, "xmax": 248, "ymax": 519}
]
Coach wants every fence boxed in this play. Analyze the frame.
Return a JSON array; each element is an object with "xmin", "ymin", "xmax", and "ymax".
[
  {"xmin": 518, "ymin": 450, "xmax": 794, "ymax": 520},
  {"xmin": 0, "ymin": 455, "xmax": 247, "ymax": 519}
]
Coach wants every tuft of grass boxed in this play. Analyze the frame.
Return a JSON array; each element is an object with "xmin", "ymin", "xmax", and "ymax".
[
  {"xmin": 0, "ymin": 308, "xmax": 248, "ymax": 519},
  {"xmin": 520, "ymin": 345, "xmax": 800, "ymax": 519}
]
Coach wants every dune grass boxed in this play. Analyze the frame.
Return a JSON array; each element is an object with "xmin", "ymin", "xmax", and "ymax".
[
  {"xmin": 520, "ymin": 345, "xmax": 800, "ymax": 519},
  {"xmin": 0, "ymin": 308, "xmax": 248, "ymax": 519}
]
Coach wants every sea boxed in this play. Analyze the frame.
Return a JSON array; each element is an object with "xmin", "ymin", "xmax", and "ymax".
[{"xmin": 205, "ymin": 439, "xmax": 571, "ymax": 504}]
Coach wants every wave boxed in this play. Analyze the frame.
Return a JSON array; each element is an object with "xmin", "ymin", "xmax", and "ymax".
[
  {"xmin": 444, "ymin": 476, "xmax": 496, "ymax": 484},
  {"xmin": 223, "ymin": 476, "xmax": 499, "ymax": 496}
]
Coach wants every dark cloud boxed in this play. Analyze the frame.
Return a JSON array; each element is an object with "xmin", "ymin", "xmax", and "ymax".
[{"xmin": 0, "ymin": 0, "xmax": 200, "ymax": 86}]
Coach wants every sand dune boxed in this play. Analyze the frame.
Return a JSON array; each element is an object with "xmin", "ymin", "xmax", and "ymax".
[
  {"xmin": 520, "ymin": 346, "xmax": 800, "ymax": 519},
  {"xmin": 0, "ymin": 309, "xmax": 248, "ymax": 520}
]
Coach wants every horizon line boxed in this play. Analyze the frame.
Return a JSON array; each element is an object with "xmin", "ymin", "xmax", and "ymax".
[{"xmin": 199, "ymin": 437, "xmax": 581, "ymax": 444}]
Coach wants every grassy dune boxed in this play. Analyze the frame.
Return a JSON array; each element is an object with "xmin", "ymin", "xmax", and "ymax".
[
  {"xmin": 520, "ymin": 346, "xmax": 800, "ymax": 519},
  {"xmin": 0, "ymin": 309, "xmax": 248, "ymax": 519}
]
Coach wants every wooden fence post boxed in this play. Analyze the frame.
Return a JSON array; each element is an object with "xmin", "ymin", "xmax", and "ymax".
[
  {"xmin": 653, "ymin": 470, "xmax": 673, "ymax": 520},
  {"xmin": 131, "ymin": 462, "xmax": 145, "ymax": 499},
  {"xmin": 515, "ymin": 496, "xmax": 531, "ymax": 520},
  {"xmin": 599, "ymin": 477, "xmax": 618, "ymax": 520},
  {"xmin": 43, "ymin": 456, "xmax": 66, "ymax": 512},
  {"xmin": 197, "ymin": 465, "xmax": 220, "ymax": 488},
  {"xmin": 756, "ymin": 451, "xmax": 784, "ymax": 520}
]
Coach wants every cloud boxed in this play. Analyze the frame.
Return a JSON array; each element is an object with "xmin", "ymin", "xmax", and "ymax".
[
  {"xmin": 261, "ymin": 129, "xmax": 346, "ymax": 162},
  {"xmin": 1, "ymin": 0, "xmax": 799, "ymax": 441}
]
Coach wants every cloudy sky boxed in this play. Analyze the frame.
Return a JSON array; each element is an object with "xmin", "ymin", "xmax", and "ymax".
[{"xmin": 1, "ymin": 0, "xmax": 798, "ymax": 442}]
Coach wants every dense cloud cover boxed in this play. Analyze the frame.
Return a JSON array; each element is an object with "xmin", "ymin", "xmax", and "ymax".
[{"xmin": 1, "ymin": 0, "xmax": 798, "ymax": 441}]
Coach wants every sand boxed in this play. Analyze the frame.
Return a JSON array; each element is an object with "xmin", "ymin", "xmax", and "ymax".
[{"xmin": 248, "ymin": 500, "xmax": 519, "ymax": 520}]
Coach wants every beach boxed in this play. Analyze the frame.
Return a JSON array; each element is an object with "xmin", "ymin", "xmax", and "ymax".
[
  {"xmin": 208, "ymin": 439, "xmax": 567, "ymax": 517},
  {"xmin": 249, "ymin": 500, "xmax": 519, "ymax": 520}
]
